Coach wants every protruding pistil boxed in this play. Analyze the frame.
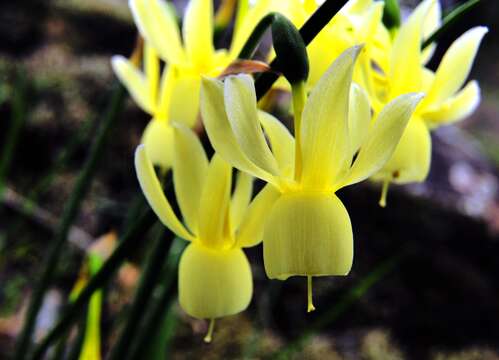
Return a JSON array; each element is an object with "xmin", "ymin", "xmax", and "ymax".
[
  {"xmin": 307, "ymin": 276, "xmax": 316, "ymax": 313},
  {"xmin": 204, "ymin": 318, "xmax": 216, "ymax": 343},
  {"xmin": 379, "ymin": 179, "xmax": 390, "ymax": 208}
]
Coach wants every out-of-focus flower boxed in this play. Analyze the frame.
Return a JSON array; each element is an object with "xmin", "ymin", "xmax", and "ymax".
[
  {"xmin": 366, "ymin": 0, "xmax": 487, "ymax": 204},
  {"xmin": 135, "ymin": 124, "xmax": 271, "ymax": 341},
  {"xmin": 71, "ymin": 232, "xmax": 116, "ymax": 360},
  {"xmin": 200, "ymin": 46, "xmax": 422, "ymax": 311},
  {"xmin": 112, "ymin": 44, "xmax": 182, "ymax": 168},
  {"xmin": 113, "ymin": 0, "xmax": 283, "ymax": 168},
  {"xmin": 274, "ymin": 0, "xmax": 384, "ymax": 88}
]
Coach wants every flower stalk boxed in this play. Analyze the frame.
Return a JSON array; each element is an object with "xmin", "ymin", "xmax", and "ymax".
[
  {"xmin": 422, "ymin": 0, "xmax": 481, "ymax": 49},
  {"xmin": 291, "ymin": 81, "xmax": 306, "ymax": 181}
]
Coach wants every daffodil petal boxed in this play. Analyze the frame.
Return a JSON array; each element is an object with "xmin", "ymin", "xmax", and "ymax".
[
  {"xmin": 389, "ymin": 0, "xmax": 432, "ymax": 97},
  {"xmin": 348, "ymin": 83, "xmax": 371, "ymax": 155},
  {"xmin": 156, "ymin": 65, "xmax": 176, "ymax": 119},
  {"xmin": 129, "ymin": 0, "xmax": 185, "ymax": 65},
  {"xmin": 370, "ymin": 118, "xmax": 431, "ymax": 184},
  {"xmin": 197, "ymin": 154, "xmax": 232, "ymax": 248},
  {"xmin": 343, "ymin": 92, "xmax": 424, "ymax": 187},
  {"xmin": 348, "ymin": 0, "xmax": 372, "ymax": 14},
  {"xmin": 200, "ymin": 77, "xmax": 280, "ymax": 187},
  {"xmin": 421, "ymin": 68, "xmax": 435, "ymax": 93},
  {"xmin": 134, "ymin": 145, "xmax": 194, "ymax": 241},
  {"xmin": 230, "ymin": 171, "xmax": 253, "ymax": 233},
  {"xmin": 301, "ymin": 46, "xmax": 360, "ymax": 189},
  {"xmin": 168, "ymin": 71, "xmax": 201, "ymax": 128},
  {"xmin": 141, "ymin": 120, "xmax": 174, "ymax": 169},
  {"xmin": 224, "ymin": 75, "xmax": 280, "ymax": 175},
  {"xmin": 144, "ymin": 44, "xmax": 160, "ymax": 106},
  {"xmin": 370, "ymin": 22, "xmax": 391, "ymax": 76},
  {"xmin": 258, "ymin": 111, "xmax": 294, "ymax": 175},
  {"xmin": 423, "ymin": 80, "xmax": 480, "ymax": 129},
  {"xmin": 111, "ymin": 55, "xmax": 154, "ymax": 114},
  {"xmin": 183, "ymin": 0, "xmax": 215, "ymax": 68},
  {"xmin": 421, "ymin": 0, "xmax": 441, "ymax": 64},
  {"xmin": 235, "ymin": 184, "xmax": 280, "ymax": 248},
  {"xmin": 424, "ymin": 26, "xmax": 488, "ymax": 107},
  {"xmin": 173, "ymin": 124, "xmax": 208, "ymax": 236}
]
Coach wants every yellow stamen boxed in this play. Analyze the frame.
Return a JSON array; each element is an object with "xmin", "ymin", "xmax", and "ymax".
[
  {"xmin": 204, "ymin": 318, "xmax": 216, "ymax": 343},
  {"xmin": 379, "ymin": 179, "xmax": 390, "ymax": 208},
  {"xmin": 307, "ymin": 275, "xmax": 315, "ymax": 313}
]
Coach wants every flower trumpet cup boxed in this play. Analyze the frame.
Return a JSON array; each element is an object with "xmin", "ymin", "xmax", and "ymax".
[
  {"xmin": 135, "ymin": 124, "xmax": 276, "ymax": 341},
  {"xmin": 200, "ymin": 45, "xmax": 423, "ymax": 310}
]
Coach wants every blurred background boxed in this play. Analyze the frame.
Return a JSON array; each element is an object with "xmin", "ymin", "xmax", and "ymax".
[{"xmin": 0, "ymin": 0, "xmax": 498, "ymax": 359}]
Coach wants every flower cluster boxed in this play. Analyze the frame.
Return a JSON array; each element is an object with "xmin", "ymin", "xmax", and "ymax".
[{"xmin": 113, "ymin": 0, "xmax": 486, "ymax": 341}]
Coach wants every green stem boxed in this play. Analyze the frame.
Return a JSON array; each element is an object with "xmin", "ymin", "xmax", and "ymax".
[
  {"xmin": 29, "ymin": 206, "xmax": 157, "ymax": 360},
  {"xmin": 66, "ymin": 312, "xmax": 88, "ymax": 360},
  {"xmin": 291, "ymin": 81, "xmax": 306, "ymax": 182},
  {"xmin": 422, "ymin": 0, "xmax": 481, "ymax": 50},
  {"xmin": 238, "ymin": 13, "xmax": 276, "ymax": 59},
  {"xmin": 107, "ymin": 225, "xmax": 173, "ymax": 360},
  {"xmin": 126, "ymin": 237, "xmax": 186, "ymax": 360},
  {"xmin": 255, "ymin": 0, "xmax": 349, "ymax": 99},
  {"xmin": 0, "ymin": 69, "xmax": 28, "ymax": 195},
  {"xmin": 16, "ymin": 83, "xmax": 126, "ymax": 360}
]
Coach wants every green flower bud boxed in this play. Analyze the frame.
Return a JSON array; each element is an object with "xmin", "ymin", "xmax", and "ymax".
[
  {"xmin": 271, "ymin": 13, "xmax": 309, "ymax": 84},
  {"xmin": 383, "ymin": 0, "xmax": 401, "ymax": 30}
]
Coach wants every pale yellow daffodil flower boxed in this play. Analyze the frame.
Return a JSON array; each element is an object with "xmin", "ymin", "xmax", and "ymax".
[
  {"xmin": 128, "ymin": 0, "xmax": 283, "ymax": 121},
  {"xmin": 366, "ymin": 0, "xmax": 487, "ymax": 204},
  {"xmin": 112, "ymin": 44, "xmax": 180, "ymax": 168},
  {"xmin": 200, "ymin": 46, "xmax": 423, "ymax": 311},
  {"xmin": 134, "ymin": 124, "xmax": 273, "ymax": 342},
  {"xmin": 113, "ymin": 0, "xmax": 284, "ymax": 167}
]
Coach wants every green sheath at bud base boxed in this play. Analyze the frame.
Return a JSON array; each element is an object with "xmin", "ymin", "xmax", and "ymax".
[{"xmin": 271, "ymin": 14, "xmax": 309, "ymax": 84}]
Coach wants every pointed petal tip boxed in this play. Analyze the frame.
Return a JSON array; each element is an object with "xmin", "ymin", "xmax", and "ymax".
[
  {"xmin": 405, "ymin": 92, "xmax": 426, "ymax": 105},
  {"xmin": 134, "ymin": 144, "xmax": 146, "ymax": 158},
  {"xmin": 110, "ymin": 55, "xmax": 125, "ymax": 65},
  {"xmin": 462, "ymin": 26, "xmax": 489, "ymax": 44},
  {"xmin": 475, "ymin": 26, "xmax": 489, "ymax": 36},
  {"xmin": 110, "ymin": 55, "xmax": 128, "ymax": 73},
  {"xmin": 348, "ymin": 44, "xmax": 364, "ymax": 59}
]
